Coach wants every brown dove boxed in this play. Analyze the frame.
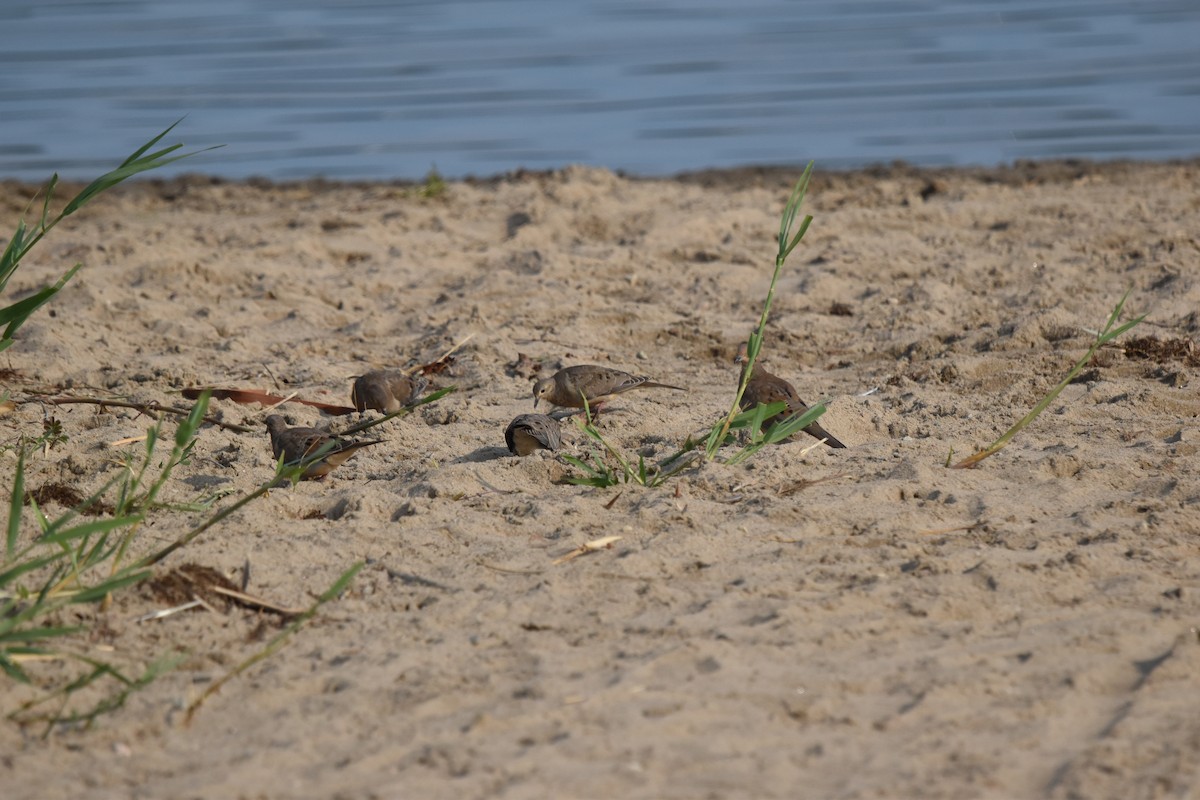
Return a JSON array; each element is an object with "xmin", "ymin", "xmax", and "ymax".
[
  {"xmin": 351, "ymin": 370, "xmax": 429, "ymax": 414},
  {"xmin": 532, "ymin": 364, "xmax": 685, "ymax": 414},
  {"xmin": 505, "ymin": 413, "xmax": 563, "ymax": 456},
  {"xmin": 735, "ymin": 344, "xmax": 846, "ymax": 448},
  {"xmin": 265, "ymin": 415, "xmax": 385, "ymax": 479}
]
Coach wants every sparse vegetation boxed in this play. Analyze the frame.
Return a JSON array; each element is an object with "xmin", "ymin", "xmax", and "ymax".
[
  {"xmin": 0, "ymin": 120, "xmax": 218, "ymax": 354},
  {"xmin": 417, "ymin": 166, "xmax": 447, "ymax": 199},
  {"xmin": 0, "ymin": 127, "xmax": 424, "ymax": 732},
  {"xmin": 3, "ymin": 396, "xmax": 209, "ymax": 730},
  {"xmin": 951, "ymin": 289, "xmax": 1145, "ymax": 469},
  {"xmin": 562, "ymin": 162, "xmax": 833, "ymax": 487}
]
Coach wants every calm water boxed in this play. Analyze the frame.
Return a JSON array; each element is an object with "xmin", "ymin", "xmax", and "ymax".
[{"xmin": 3, "ymin": 0, "xmax": 1199, "ymax": 182}]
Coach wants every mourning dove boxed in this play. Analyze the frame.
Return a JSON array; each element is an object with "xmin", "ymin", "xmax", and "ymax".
[
  {"xmin": 505, "ymin": 413, "xmax": 562, "ymax": 456},
  {"xmin": 532, "ymin": 364, "xmax": 685, "ymax": 414},
  {"xmin": 735, "ymin": 344, "xmax": 846, "ymax": 448},
  {"xmin": 265, "ymin": 415, "xmax": 385, "ymax": 479},
  {"xmin": 351, "ymin": 370, "xmax": 429, "ymax": 414}
]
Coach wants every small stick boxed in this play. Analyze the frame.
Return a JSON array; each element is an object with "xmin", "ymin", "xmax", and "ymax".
[
  {"xmin": 261, "ymin": 390, "xmax": 300, "ymax": 415},
  {"xmin": 918, "ymin": 523, "xmax": 983, "ymax": 536},
  {"xmin": 133, "ymin": 599, "xmax": 205, "ymax": 623},
  {"xmin": 552, "ymin": 535, "xmax": 623, "ymax": 565},
  {"xmin": 208, "ymin": 585, "xmax": 306, "ymax": 616},
  {"xmin": 477, "ymin": 560, "xmax": 543, "ymax": 575},
  {"xmin": 406, "ymin": 333, "xmax": 476, "ymax": 376},
  {"xmin": 108, "ymin": 434, "xmax": 148, "ymax": 447},
  {"xmin": 473, "ymin": 470, "xmax": 521, "ymax": 496},
  {"xmin": 28, "ymin": 396, "xmax": 254, "ymax": 433},
  {"xmin": 260, "ymin": 360, "xmax": 282, "ymax": 390}
]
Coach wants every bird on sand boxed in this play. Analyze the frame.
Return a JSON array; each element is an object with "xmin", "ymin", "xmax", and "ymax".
[
  {"xmin": 735, "ymin": 343, "xmax": 846, "ymax": 448},
  {"xmin": 532, "ymin": 364, "xmax": 685, "ymax": 415},
  {"xmin": 265, "ymin": 415, "xmax": 384, "ymax": 479},
  {"xmin": 351, "ymin": 370, "xmax": 429, "ymax": 414},
  {"xmin": 505, "ymin": 413, "xmax": 563, "ymax": 456}
]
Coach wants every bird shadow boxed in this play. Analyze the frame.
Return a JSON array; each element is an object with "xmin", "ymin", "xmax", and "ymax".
[
  {"xmin": 453, "ymin": 445, "xmax": 511, "ymax": 464},
  {"xmin": 548, "ymin": 406, "xmax": 628, "ymax": 422}
]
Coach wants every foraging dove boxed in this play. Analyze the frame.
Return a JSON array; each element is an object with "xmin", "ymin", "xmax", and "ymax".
[
  {"xmin": 351, "ymin": 370, "xmax": 429, "ymax": 414},
  {"xmin": 532, "ymin": 364, "xmax": 685, "ymax": 414},
  {"xmin": 735, "ymin": 344, "xmax": 846, "ymax": 448},
  {"xmin": 265, "ymin": 415, "xmax": 384, "ymax": 479},
  {"xmin": 505, "ymin": 413, "xmax": 562, "ymax": 456}
]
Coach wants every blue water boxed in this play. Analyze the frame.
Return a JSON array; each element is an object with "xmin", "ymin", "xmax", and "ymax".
[{"xmin": 2, "ymin": 0, "xmax": 1198, "ymax": 182}]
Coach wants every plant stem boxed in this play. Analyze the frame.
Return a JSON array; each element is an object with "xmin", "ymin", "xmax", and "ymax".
[
  {"xmin": 706, "ymin": 162, "xmax": 814, "ymax": 461},
  {"xmin": 950, "ymin": 289, "xmax": 1145, "ymax": 469}
]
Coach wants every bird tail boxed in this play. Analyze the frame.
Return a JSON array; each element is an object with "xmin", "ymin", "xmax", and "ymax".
[{"xmin": 803, "ymin": 422, "xmax": 846, "ymax": 449}]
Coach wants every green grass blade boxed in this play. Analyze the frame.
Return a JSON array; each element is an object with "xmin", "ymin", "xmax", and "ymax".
[
  {"xmin": 68, "ymin": 570, "xmax": 152, "ymax": 605},
  {"xmin": 0, "ymin": 550, "xmax": 69, "ymax": 589},
  {"xmin": 782, "ymin": 214, "xmax": 814, "ymax": 261},
  {"xmin": 37, "ymin": 474, "xmax": 124, "ymax": 541},
  {"xmin": 119, "ymin": 118, "xmax": 185, "ymax": 168},
  {"xmin": 38, "ymin": 515, "xmax": 144, "ymax": 548},
  {"xmin": 0, "ymin": 263, "xmax": 81, "ymax": 328},
  {"xmin": 778, "ymin": 161, "xmax": 814, "ymax": 261},
  {"xmin": 747, "ymin": 403, "xmax": 771, "ymax": 443},
  {"xmin": 726, "ymin": 402, "xmax": 788, "ymax": 430},
  {"xmin": 38, "ymin": 174, "xmax": 59, "ymax": 233},
  {"xmin": 560, "ymin": 454, "xmax": 593, "ymax": 472},
  {"xmin": 60, "ymin": 125, "xmax": 221, "ymax": 218},
  {"xmin": 0, "ymin": 263, "xmax": 83, "ymax": 352},
  {"xmin": 0, "ymin": 219, "xmax": 29, "ymax": 290},
  {"xmin": 763, "ymin": 403, "xmax": 826, "ymax": 443},
  {"xmin": 0, "ymin": 653, "xmax": 32, "ymax": 683},
  {"xmin": 176, "ymin": 390, "xmax": 211, "ymax": 448},
  {"xmin": 560, "ymin": 454, "xmax": 615, "ymax": 487},
  {"xmin": 6, "ymin": 448, "xmax": 25, "ymax": 558},
  {"xmin": 0, "ymin": 625, "xmax": 85, "ymax": 644}
]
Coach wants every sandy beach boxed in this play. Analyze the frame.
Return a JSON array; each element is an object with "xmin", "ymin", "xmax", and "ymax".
[{"xmin": 2, "ymin": 158, "xmax": 1199, "ymax": 799}]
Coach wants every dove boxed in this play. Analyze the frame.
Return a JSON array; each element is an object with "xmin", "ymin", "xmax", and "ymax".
[
  {"xmin": 351, "ymin": 370, "xmax": 429, "ymax": 414},
  {"xmin": 532, "ymin": 364, "xmax": 685, "ymax": 414},
  {"xmin": 265, "ymin": 415, "xmax": 385, "ymax": 479},
  {"xmin": 505, "ymin": 413, "xmax": 562, "ymax": 456},
  {"xmin": 734, "ymin": 344, "xmax": 846, "ymax": 448}
]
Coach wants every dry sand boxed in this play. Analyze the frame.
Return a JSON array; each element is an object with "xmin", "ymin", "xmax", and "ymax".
[{"xmin": 1, "ymin": 159, "xmax": 1199, "ymax": 799}]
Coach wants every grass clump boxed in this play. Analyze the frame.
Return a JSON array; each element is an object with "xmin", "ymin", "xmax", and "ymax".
[
  {"xmin": 2, "ymin": 391, "xmax": 372, "ymax": 732},
  {"xmin": 416, "ymin": 166, "xmax": 447, "ymax": 199},
  {"xmin": 2, "ymin": 123, "xmax": 220, "ymax": 723},
  {"xmin": 562, "ymin": 398, "xmax": 698, "ymax": 488},
  {"xmin": 2, "ymin": 396, "xmax": 211, "ymax": 730},
  {"xmin": 0, "ymin": 125, "xmax": 374, "ymax": 733}
]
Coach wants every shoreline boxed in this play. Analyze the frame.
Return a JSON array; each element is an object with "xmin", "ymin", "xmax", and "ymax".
[{"xmin": 7, "ymin": 153, "xmax": 1200, "ymax": 194}]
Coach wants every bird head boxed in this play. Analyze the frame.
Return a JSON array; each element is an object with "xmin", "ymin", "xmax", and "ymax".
[{"xmin": 531, "ymin": 377, "xmax": 554, "ymax": 408}]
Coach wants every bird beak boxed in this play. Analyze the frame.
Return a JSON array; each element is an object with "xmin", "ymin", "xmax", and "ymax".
[{"xmin": 533, "ymin": 397, "xmax": 539, "ymax": 409}]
